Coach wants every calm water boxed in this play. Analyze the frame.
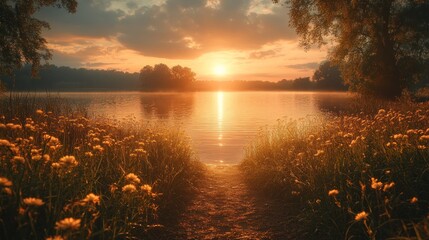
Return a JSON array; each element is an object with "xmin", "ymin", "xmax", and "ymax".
[{"xmin": 33, "ymin": 91, "xmax": 351, "ymax": 164}]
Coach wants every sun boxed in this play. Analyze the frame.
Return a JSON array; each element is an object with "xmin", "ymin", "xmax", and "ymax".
[{"xmin": 213, "ymin": 65, "xmax": 227, "ymax": 76}]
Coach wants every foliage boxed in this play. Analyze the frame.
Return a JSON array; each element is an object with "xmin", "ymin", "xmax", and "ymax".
[
  {"xmin": 1, "ymin": 64, "xmax": 140, "ymax": 91},
  {"xmin": 274, "ymin": 0, "xmax": 429, "ymax": 99},
  {"xmin": 0, "ymin": 0, "xmax": 77, "ymax": 77},
  {"xmin": 140, "ymin": 64, "xmax": 196, "ymax": 91},
  {"xmin": 0, "ymin": 95, "xmax": 203, "ymax": 239},
  {"xmin": 241, "ymin": 100, "xmax": 429, "ymax": 239},
  {"xmin": 312, "ymin": 61, "xmax": 347, "ymax": 91}
]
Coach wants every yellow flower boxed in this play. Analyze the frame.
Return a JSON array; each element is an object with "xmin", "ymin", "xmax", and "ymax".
[
  {"xmin": 59, "ymin": 155, "xmax": 78, "ymax": 167},
  {"xmin": 93, "ymin": 145, "xmax": 104, "ymax": 152},
  {"xmin": 46, "ymin": 235, "xmax": 65, "ymax": 240},
  {"xmin": 0, "ymin": 177, "xmax": 12, "ymax": 187},
  {"xmin": 370, "ymin": 178, "xmax": 383, "ymax": 190},
  {"xmin": 23, "ymin": 197, "xmax": 45, "ymax": 207},
  {"xmin": 383, "ymin": 182, "xmax": 395, "ymax": 191},
  {"xmin": 55, "ymin": 217, "xmax": 81, "ymax": 231},
  {"xmin": 122, "ymin": 184, "xmax": 137, "ymax": 193},
  {"xmin": 141, "ymin": 184, "xmax": 152, "ymax": 194},
  {"xmin": 13, "ymin": 156, "xmax": 25, "ymax": 164},
  {"xmin": 32, "ymin": 154, "xmax": 42, "ymax": 161},
  {"xmin": 84, "ymin": 152, "xmax": 94, "ymax": 157},
  {"xmin": 419, "ymin": 135, "xmax": 429, "ymax": 141},
  {"xmin": 125, "ymin": 173, "xmax": 141, "ymax": 184},
  {"xmin": 82, "ymin": 193, "xmax": 100, "ymax": 205},
  {"xmin": 43, "ymin": 154, "xmax": 51, "ymax": 161},
  {"xmin": 36, "ymin": 109, "xmax": 44, "ymax": 115},
  {"xmin": 314, "ymin": 150, "xmax": 324, "ymax": 157},
  {"xmin": 51, "ymin": 163, "xmax": 61, "ymax": 169},
  {"xmin": 328, "ymin": 189, "xmax": 339, "ymax": 196},
  {"xmin": 355, "ymin": 211, "xmax": 368, "ymax": 221},
  {"xmin": 410, "ymin": 197, "xmax": 418, "ymax": 204},
  {"xmin": 0, "ymin": 139, "xmax": 12, "ymax": 147}
]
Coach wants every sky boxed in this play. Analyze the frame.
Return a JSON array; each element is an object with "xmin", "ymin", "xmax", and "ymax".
[{"xmin": 37, "ymin": 0, "xmax": 328, "ymax": 81}]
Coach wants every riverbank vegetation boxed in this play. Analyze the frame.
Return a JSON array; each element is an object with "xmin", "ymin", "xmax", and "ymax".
[
  {"xmin": 0, "ymin": 95, "xmax": 203, "ymax": 239},
  {"xmin": 241, "ymin": 98, "xmax": 429, "ymax": 239}
]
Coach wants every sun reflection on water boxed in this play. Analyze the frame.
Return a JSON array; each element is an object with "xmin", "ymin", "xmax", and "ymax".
[{"xmin": 217, "ymin": 91, "xmax": 224, "ymax": 163}]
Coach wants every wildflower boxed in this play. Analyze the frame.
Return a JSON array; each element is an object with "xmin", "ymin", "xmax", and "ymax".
[
  {"xmin": 55, "ymin": 217, "xmax": 81, "ymax": 231},
  {"xmin": 328, "ymin": 189, "xmax": 339, "ymax": 196},
  {"xmin": 419, "ymin": 135, "xmax": 429, "ymax": 141},
  {"xmin": 3, "ymin": 188, "xmax": 12, "ymax": 195},
  {"xmin": 0, "ymin": 139, "xmax": 12, "ymax": 147},
  {"xmin": 46, "ymin": 235, "xmax": 65, "ymax": 240},
  {"xmin": 125, "ymin": 173, "xmax": 141, "ymax": 184},
  {"xmin": 370, "ymin": 178, "xmax": 383, "ymax": 190},
  {"xmin": 84, "ymin": 152, "xmax": 94, "ymax": 157},
  {"xmin": 59, "ymin": 155, "xmax": 78, "ymax": 167},
  {"xmin": 13, "ymin": 156, "xmax": 25, "ymax": 164},
  {"xmin": 82, "ymin": 193, "xmax": 100, "ymax": 205},
  {"xmin": 23, "ymin": 197, "xmax": 45, "ymax": 207},
  {"xmin": 393, "ymin": 134, "xmax": 403, "ymax": 139},
  {"xmin": 110, "ymin": 184, "xmax": 118, "ymax": 193},
  {"xmin": 0, "ymin": 177, "xmax": 12, "ymax": 187},
  {"xmin": 43, "ymin": 154, "xmax": 50, "ymax": 161},
  {"xmin": 93, "ymin": 145, "xmax": 104, "ymax": 152},
  {"xmin": 122, "ymin": 184, "xmax": 137, "ymax": 193},
  {"xmin": 355, "ymin": 211, "xmax": 368, "ymax": 221},
  {"xmin": 129, "ymin": 153, "xmax": 137, "ymax": 158},
  {"xmin": 141, "ymin": 184, "xmax": 152, "ymax": 194},
  {"xmin": 314, "ymin": 150, "xmax": 324, "ymax": 157},
  {"xmin": 410, "ymin": 197, "xmax": 418, "ymax": 204},
  {"xmin": 0, "ymin": 123, "xmax": 5, "ymax": 129},
  {"xmin": 36, "ymin": 109, "xmax": 44, "ymax": 115},
  {"xmin": 51, "ymin": 163, "xmax": 61, "ymax": 169},
  {"xmin": 32, "ymin": 154, "xmax": 42, "ymax": 161},
  {"xmin": 377, "ymin": 109, "xmax": 386, "ymax": 115},
  {"xmin": 383, "ymin": 182, "xmax": 395, "ymax": 191},
  {"xmin": 135, "ymin": 148, "xmax": 146, "ymax": 154}
]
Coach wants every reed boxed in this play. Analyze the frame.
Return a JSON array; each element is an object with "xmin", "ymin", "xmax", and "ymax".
[
  {"xmin": 0, "ymin": 94, "xmax": 203, "ymax": 239},
  {"xmin": 241, "ymin": 100, "xmax": 429, "ymax": 239}
]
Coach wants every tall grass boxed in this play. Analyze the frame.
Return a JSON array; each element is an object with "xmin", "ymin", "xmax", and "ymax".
[
  {"xmin": 0, "ymin": 94, "xmax": 203, "ymax": 239},
  {"xmin": 241, "ymin": 100, "xmax": 429, "ymax": 239}
]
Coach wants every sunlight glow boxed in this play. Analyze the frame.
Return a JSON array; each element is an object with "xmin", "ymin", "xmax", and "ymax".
[{"xmin": 213, "ymin": 65, "xmax": 227, "ymax": 76}]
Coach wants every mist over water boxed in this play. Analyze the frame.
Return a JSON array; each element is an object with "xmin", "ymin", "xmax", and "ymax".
[{"xmin": 29, "ymin": 91, "xmax": 351, "ymax": 164}]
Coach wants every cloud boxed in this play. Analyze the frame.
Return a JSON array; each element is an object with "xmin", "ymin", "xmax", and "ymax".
[
  {"xmin": 37, "ymin": 0, "xmax": 122, "ymax": 39},
  {"xmin": 37, "ymin": 0, "xmax": 297, "ymax": 60},
  {"xmin": 285, "ymin": 62, "xmax": 320, "ymax": 70},
  {"xmin": 117, "ymin": 0, "xmax": 296, "ymax": 59},
  {"xmin": 49, "ymin": 44, "xmax": 123, "ymax": 69},
  {"xmin": 248, "ymin": 49, "xmax": 281, "ymax": 59}
]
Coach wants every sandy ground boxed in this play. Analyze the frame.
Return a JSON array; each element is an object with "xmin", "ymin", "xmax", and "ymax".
[{"xmin": 155, "ymin": 164, "xmax": 296, "ymax": 240}]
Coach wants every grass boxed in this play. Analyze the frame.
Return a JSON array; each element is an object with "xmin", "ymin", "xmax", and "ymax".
[
  {"xmin": 0, "ymin": 93, "xmax": 203, "ymax": 239},
  {"xmin": 241, "ymin": 97, "xmax": 429, "ymax": 239}
]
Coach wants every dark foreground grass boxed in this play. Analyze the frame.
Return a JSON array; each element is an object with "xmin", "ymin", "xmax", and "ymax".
[
  {"xmin": 0, "ymin": 94, "xmax": 203, "ymax": 239},
  {"xmin": 241, "ymin": 98, "xmax": 429, "ymax": 239}
]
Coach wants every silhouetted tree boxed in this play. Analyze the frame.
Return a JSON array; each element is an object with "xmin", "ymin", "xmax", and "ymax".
[
  {"xmin": 0, "ymin": 0, "xmax": 77, "ymax": 77},
  {"xmin": 274, "ymin": 0, "xmax": 429, "ymax": 99},
  {"xmin": 139, "ymin": 64, "xmax": 195, "ymax": 91},
  {"xmin": 313, "ymin": 62, "xmax": 347, "ymax": 91},
  {"xmin": 171, "ymin": 65, "xmax": 195, "ymax": 89},
  {"xmin": 291, "ymin": 77, "xmax": 314, "ymax": 90}
]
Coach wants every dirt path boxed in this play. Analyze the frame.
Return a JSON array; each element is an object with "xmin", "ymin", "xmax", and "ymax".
[{"xmin": 165, "ymin": 164, "xmax": 295, "ymax": 240}]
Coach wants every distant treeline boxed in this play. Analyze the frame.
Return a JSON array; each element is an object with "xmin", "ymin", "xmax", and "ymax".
[
  {"xmin": 1, "ymin": 63, "xmax": 349, "ymax": 92},
  {"xmin": 1, "ymin": 65, "xmax": 140, "ymax": 91}
]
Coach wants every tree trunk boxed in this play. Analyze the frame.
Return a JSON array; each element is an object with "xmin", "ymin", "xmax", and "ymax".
[{"xmin": 373, "ymin": 1, "xmax": 403, "ymax": 99}]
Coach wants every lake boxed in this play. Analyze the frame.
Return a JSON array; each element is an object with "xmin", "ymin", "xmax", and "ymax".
[{"xmin": 32, "ymin": 91, "xmax": 352, "ymax": 164}]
